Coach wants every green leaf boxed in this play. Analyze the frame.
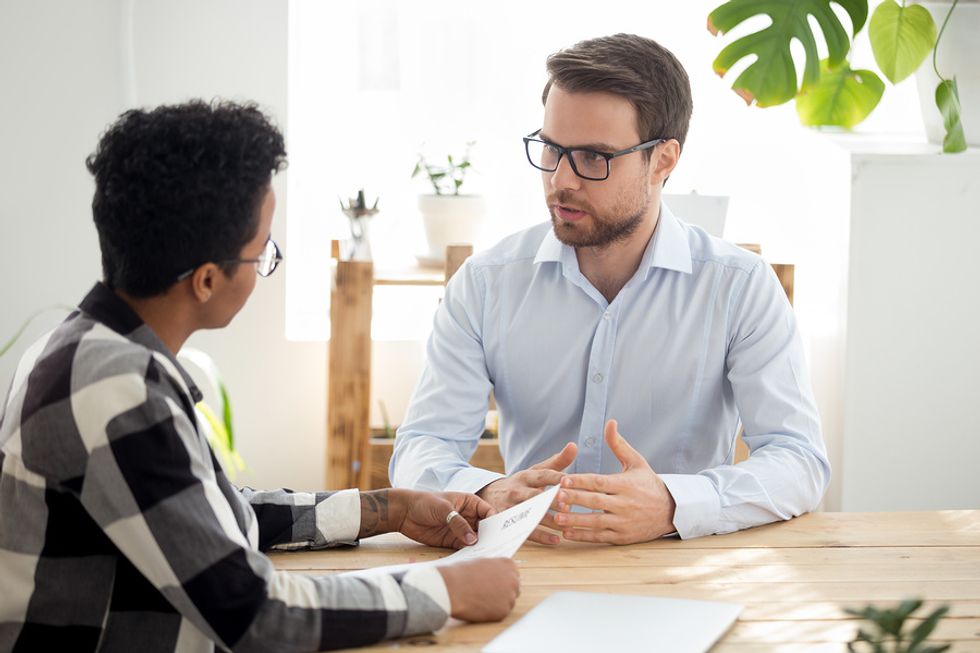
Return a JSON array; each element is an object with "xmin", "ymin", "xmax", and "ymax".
[
  {"xmin": 869, "ymin": 0, "xmax": 936, "ymax": 84},
  {"xmin": 896, "ymin": 598, "xmax": 923, "ymax": 619},
  {"xmin": 220, "ymin": 380, "xmax": 234, "ymax": 449},
  {"xmin": 797, "ymin": 59, "xmax": 884, "ymax": 128},
  {"xmin": 708, "ymin": 0, "xmax": 868, "ymax": 107},
  {"xmin": 936, "ymin": 78, "xmax": 967, "ymax": 153},
  {"xmin": 196, "ymin": 402, "xmax": 246, "ymax": 478},
  {"xmin": 411, "ymin": 161, "xmax": 421, "ymax": 178},
  {"xmin": 907, "ymin": 606, "xmax": 950, "ymax": 650}
]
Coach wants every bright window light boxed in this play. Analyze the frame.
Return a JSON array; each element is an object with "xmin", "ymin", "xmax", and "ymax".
[{"xmin": 286, "ymin": 0, "xmax": 924, "ymax": 343}]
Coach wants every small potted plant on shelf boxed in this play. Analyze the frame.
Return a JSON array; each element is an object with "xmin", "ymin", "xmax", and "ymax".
[{"xmin": 411, "ymin": 142, "xmax": 485, "ymax": 266}]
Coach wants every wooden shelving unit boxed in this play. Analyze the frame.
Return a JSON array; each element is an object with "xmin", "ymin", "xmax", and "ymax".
[{"xmin": 325, "ymin": 244, "xmax": 476, "ymax": 490}]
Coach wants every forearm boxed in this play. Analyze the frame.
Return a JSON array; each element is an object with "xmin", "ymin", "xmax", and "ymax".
[
  {"xmin": 232, "ymin": 567, "xmax": 449, "ymax": 652},
  {"xmin": 358, "ymin": 488, "xmax": 406, "ymax": 538},
  {"xmin": 390, "ymin": 432, "xmax": 503, "ymax": 492},
  {"xmin": 662, "ymin": 440, "xmax": 830, "ymax": 539}
]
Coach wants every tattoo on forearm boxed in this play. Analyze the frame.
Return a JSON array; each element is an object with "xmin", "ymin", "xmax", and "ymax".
[{"xmin": 359, "ymin": 490, "xmax": 390, "ymax": 537}]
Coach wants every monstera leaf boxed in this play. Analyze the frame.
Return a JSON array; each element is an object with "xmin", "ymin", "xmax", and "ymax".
[
  {"xmin": 708, "ymin": 0, "xmax": 868, "ymax": 107},
  {"xmin": 869, "ymin": 0, "xmax": 936, "ymax": 84},
  {"xmin": 796, "ymin": 59, "xmax": 884, "ymax": 128}
]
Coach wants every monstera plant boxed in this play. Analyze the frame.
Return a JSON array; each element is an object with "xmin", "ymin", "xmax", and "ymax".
[{"xmin": 708, "ymin": 0, "xmax": 966, "ymax": 152}]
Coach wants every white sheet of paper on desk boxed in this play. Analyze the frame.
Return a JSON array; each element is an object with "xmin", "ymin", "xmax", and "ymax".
[
  {"xmin": 482, "ymin": 591, "xmax": 743, "ymax": 653},
  {"xmin": 341, "ymin": 485, "xmax": 559, "ymax": 578}
]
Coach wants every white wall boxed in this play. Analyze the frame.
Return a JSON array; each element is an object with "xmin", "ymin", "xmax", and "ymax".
[
  {"xmin": 1, "ymin": 0, "xmax": 327, "ymax": 492},
  {"xmin": 840, "ymin": 145, "xmax": 980, "ymax": 510},
  {"xmin": 1, "ymin": 0, "xmax": 123, "ymax": 394},
  {"xmin": 123, "ymin": 0, "xmax": 327, "ymax": 492}
]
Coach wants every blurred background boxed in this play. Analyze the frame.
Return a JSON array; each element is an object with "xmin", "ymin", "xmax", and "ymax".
[{"xmin": 2, "ymin": 0, "xmax": 977, "ymax": 511}]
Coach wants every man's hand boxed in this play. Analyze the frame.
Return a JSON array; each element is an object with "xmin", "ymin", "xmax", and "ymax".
[
  {"xmin": 477, "ymin": 442, "xmax": 577, "ymax": 545},
  {"xmin": 555, "ymin": 420, "xmax": 676, "ymax": 545},
  {"xmin": 437, "ymin": 558, "xmax": 520, "ymax": 622},
  {"xmin": 358, "ymin": 489, "xmax": 494, "ymax": 549}
]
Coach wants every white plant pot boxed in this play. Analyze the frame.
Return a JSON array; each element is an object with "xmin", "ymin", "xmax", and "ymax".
[
  {"xmin": 915, "ymin": 2, "xmax": 980, "ymax": 147},
  {"xmin": 418, "ymin": 194, "xmax": 486, "ymax": 262}
]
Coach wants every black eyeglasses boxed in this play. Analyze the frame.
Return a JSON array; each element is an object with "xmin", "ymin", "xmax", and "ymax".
[
  {"xmin": 176, "ymin": 238, "xmax": 283, "ymax": 282},
  {"xmin": 523, "ymin": 129, "xmax": 665, "ymax": 181}
]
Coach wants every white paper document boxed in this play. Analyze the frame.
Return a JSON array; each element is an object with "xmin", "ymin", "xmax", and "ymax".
[
  {"xmin": 341, "ymin": 485, "xmax": 559, "ymax": 578},
  {"xmin": 482, "ymin": 591, "xmax": 742, "ymax": 653}
]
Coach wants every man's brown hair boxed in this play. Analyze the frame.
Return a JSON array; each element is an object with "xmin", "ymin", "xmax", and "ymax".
[{"xmin": 542, "ymin": 33, "xmax": 693, "ymax": 152}]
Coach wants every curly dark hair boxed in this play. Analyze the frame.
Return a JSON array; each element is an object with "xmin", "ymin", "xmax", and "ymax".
[{"xmin": 86, "ymin": 100, "xmax": 287, "ymax": 297}]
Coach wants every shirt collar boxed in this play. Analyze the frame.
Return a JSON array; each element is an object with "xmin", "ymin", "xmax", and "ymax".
[
  {"xmin": 78, "ymin": 282, "xmax": 204, "ymax": 403},
  {"xmin": 533, "ymin": 227, "xmax": 564, "ymax": 264},
  {"xmin": 532, "ymin": 202, "xmax": 693, "ymax": 275},
  {"xmin": 645, "ymin": 202, "xmax": 693, "ymax": 275}
]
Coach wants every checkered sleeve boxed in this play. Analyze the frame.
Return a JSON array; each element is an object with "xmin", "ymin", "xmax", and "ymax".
[
  {"xmin": 75, "ymin": 349, "xmax": 449, "ymax": 652},
  {"xmin": 239, "ymin": 487, "xmax": 361, "ymax": 552}
]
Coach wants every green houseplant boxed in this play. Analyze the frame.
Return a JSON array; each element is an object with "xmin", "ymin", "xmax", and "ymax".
[
  {"xmin": 411, "ymin": 143, "xmax": 485, "ymax": 265},
  {"xmin": 708, "ymin": 0, "xmax": 968, "ymax": 152},
  {"xmin": 411, "ymin": 143, "xmax": 474, "ymax": 196},
  {"xmin": 846, "ymin": 598, "xmax": 951, "ymax": 652}
]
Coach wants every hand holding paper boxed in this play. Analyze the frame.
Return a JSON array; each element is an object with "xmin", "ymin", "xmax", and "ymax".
[{"xmin": 342, "ymin": 485, "xmax": 561, "ymax": 579}]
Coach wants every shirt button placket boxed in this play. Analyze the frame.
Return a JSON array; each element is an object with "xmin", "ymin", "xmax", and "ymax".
[{"xmin": 579, "ymin": 307, "xmax": 615, "ymax": 473}]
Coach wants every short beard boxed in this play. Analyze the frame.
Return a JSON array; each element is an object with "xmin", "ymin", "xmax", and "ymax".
[{"xmin": 549, "ymin": 189, "xmax": 650, "ymax": 249}]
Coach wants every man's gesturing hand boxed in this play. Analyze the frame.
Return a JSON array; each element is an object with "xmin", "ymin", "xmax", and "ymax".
[
  {"xmin": 555, "ymin": 420, "xmax": 676, "ymax": 545},
  {"xmin": 476, "ymin": 442, "xmax": 577, "ymax": 545}
]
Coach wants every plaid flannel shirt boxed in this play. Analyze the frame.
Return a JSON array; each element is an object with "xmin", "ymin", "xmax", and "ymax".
[{"xmin": 0, "ymin": 283, "xmax": 450, "ymax": 652}]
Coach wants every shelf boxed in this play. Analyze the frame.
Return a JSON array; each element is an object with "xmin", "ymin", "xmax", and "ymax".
[
  {"xmin": 326, "ymin": 243, "xmax": 475, "ymax": 490},
  {"xmin": 373, "ymin": 265, "xmax": 445, "ymax": 286}
]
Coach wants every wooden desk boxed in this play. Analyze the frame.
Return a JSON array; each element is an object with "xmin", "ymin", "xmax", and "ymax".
[{"xmin": 270, "ymin": 511, "xmax": 980, "ymax": 652}]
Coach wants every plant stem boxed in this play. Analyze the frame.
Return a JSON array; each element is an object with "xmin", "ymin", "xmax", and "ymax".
[{"xmin": 932, "ymin": 0, "xmax": 959, "ymax": 80}]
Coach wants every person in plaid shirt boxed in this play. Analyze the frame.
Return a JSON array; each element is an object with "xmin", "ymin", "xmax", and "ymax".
[{"xmin": 0, "ymin": 101, "xmax": 519, "ymax": 652}]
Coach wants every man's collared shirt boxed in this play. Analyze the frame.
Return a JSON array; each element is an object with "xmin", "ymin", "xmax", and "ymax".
[
  {"xmin": 0, "ymin": 283, "xmax": 449, "ymax": 653},
  {"xmin": 391, "ymin": 205, "xmax": 830, "ymax": 539}
]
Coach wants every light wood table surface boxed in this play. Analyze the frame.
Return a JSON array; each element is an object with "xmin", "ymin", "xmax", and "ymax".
[{"xmin": 269, "ymin": 511, "xmax": 980, "ymax": 652}]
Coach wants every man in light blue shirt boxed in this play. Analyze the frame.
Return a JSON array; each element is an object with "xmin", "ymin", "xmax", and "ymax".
[{"xmin": 390, "ymin": 33, "xmax": 830, "ymax": 543}]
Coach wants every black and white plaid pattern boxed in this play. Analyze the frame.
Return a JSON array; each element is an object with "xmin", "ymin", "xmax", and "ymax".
[{"xmin": 0, "ymin": 283, "xmax": 449, "ymax": 652}]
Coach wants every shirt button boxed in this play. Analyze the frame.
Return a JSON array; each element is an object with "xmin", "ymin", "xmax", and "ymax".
[
  {"xmin": 592, "ymin": 373, "xmax": 603, "ymax": 383},
  {"xmin": 585, "ymin": 436, "xmax": 597, "ymax": 447},
  {"xmin": 603, "ymin": 312, "xmax": 610, "ymax": 320}
]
